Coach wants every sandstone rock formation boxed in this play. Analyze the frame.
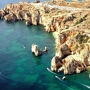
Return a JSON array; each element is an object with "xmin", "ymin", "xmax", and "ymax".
[
  {"xmin": 51, "ymin": 56, "xmax": 62, "ymax": 71},
  {"xmin": 4, "ymin": 13, "xmax": 17, "ymax": 22},
  {"xmin": 83, "ymin": 0, "xmax": 90, "ymax": 2},
  {"xmin": 0, "ymin": 10, "xmax": 5, "ymax": 19},
  {"xmin": 58, "ymin": 55, "xmax": 86, "ymax": 74},
  {"xmin": 0, "ymin": 0, "xmax": 90, "ymax": 75},
  {"xmin": 31, "ymin": 44, "xmax": 48, "ymax": 56},
  {"xmin": 31, "ymin": 44, "xmax": 42, "ymax": 56},
  {"xmin": 72, "ymin": 0, "xmax": 79, "ymax": 1}
]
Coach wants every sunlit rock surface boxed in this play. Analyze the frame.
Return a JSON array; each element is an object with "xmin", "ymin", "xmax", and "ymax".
[{"xmin": 0, "ymin": 0, "xmax": 90, "ymax": 75}]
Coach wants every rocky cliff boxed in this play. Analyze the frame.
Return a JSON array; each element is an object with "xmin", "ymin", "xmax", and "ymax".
[{"xmin": 0, "ymin": 0, "xmax": 90, "ymax": 75}]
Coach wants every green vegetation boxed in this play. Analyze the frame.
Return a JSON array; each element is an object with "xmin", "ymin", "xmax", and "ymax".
[
  {"xmin": 76, "ymin": 33, "xmax": 90, "ymax": 44},
  {"xmin": 75, "ymin": 14, "xmax": 88, "ymax": 25}
]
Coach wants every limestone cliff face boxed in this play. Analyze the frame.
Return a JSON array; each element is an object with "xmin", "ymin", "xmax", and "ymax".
[
  {"xmin": 83, "ymin": 0, "xmax": 90, "ymax": 2},
  {"xmin": 0, "ymin": 1, "xmax": 90, "ymax": 75},
  {"xmin": 0, "ymin": 2, "xmax": 56, "ymax": 28},
  {"xmin": 72, "ymin": 0, "xmax": 79, "ymax": 1},
  {"xmin": 51, "ymin": 10, "xmax": 90, "ymax": 74}
]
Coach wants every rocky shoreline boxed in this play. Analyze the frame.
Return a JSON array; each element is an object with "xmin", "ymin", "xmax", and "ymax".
[{"xmin": 0, "ymin": 0, "xmax": 90, "ymax": 75}]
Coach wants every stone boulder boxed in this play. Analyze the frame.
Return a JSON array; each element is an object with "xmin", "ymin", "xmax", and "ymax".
[
  {"xmin": 31, "ymin": 44, "xmax": 42, "ymax": 56},
  {"xmin": 51, "ymin": 56, "xmax": 62, "ymax": 71}
]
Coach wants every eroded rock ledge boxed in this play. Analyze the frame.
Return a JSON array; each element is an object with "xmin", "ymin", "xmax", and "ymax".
[{"xmin": 0, "ymin": 0, "xmax": 90, "ymax": 75}]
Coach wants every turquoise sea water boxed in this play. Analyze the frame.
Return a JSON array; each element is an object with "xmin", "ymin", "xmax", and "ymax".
[{"xmin": 0, "ymin": 0, "xmax": 90, "ymax": 90}]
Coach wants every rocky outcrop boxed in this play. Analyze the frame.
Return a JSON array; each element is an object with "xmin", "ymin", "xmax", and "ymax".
[
  {"xmin": 51, "ymin": 54, "xmax": 87, "ymax": 75},
  {"xmin": 72, "ymin": 0, "xmax": 79, "ymax": 1},
  {"xmin": 0, "ymin": 2, "xmax": 41, "ymax": 25},
  {"xmin": 4, "ymin": 13, "xmax": 17, "ymax": 22},
  {"xmin": 0, "ymin": 10, "xmax": 6, "ymax": 19},
  {"xmin": 58, "ymin": 55, "xmax": 86, "ymax": 74},
  {"xmin": 31, "ymin": 44, "xmax": 42, "ymax": 56},
  {"xmin": 31, "ymin": 10, "xmax": 40, "ymax": 25},
  {"xmin": 60, "ymin": 44, "xmax": 71, "ymax": 57},
  {"xmin": 31, "ymin": 44, "xmax": 48, "ymax": 56},
  {"xmin": 51, "ymin": 56, "xmax": 62, "ymax": 71},
  {"xmin": 62, "ymin": 76, "xmax": 66, "ymax": 80},
  {"xmin": 50, "ymin": 9, "xmax": 90, "ymax": 75},
  {"xmin": 0, "ymin": 1, "xmax": 90, "ymax": 75},
  {"xmin": 25, "ymin": 13, "xmax": 32, "ymax": 25},
  {"xmin": 42, "ymin": 47, "xmax": 48, "ymax": 52},
  {"xmin": 33, "ymin": 0, "xmax": 40, "ymax": 3},
  {"xmin": 56, "ymin": 44, "xmax": 71, "ymax": 58},
  {"xmin": 54, "ymin": 30, "xmax": 90, "ymax": 74},
  {"xmin": 83, "ymin": 0, "xmax": 90, "ymax": 2}
]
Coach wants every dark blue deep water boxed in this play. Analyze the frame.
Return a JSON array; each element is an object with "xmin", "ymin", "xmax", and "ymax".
[{"xmin": 0, "ymin": 0, "xmax": 90, "ymax": 90}]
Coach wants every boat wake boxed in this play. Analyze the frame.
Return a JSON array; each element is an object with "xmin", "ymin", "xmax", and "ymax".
[
  {"xmin": 55, "ymin": 75, "xmax": 74, "ymax": 90},
  {"xmin": 46, "ymin": 68, "xmax": 56, "ymax": 74},
  {"xmin": 79, "ymin": 83, "xmax": 90, "ymax": 89},
  {"xmin": 46, "ymin": 68, "xmax": 90, "ymax": 90},
  {"xmin": 55, "ymin": 75, "xmax": 62, "ymax": 81}
]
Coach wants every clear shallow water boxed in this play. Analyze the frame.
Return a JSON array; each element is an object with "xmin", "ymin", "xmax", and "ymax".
[
  {"xmin": 0, "ymin": 20, "xmax": 56, "ymax": 90},
  {"xmin": 0, "ymin": 0, "xmax": 90, "ymax": 90}
]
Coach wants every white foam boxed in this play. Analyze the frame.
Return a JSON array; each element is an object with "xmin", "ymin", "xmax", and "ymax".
[
  {"xmin": 46, "ymin": 68, "xmax": 56, "ymax": 74},
  {"xmin": 55, "ymin": 75, "xmax": 62, "ymax": 81},
  {"xmin": 55, "ymin": 76, "xmax": 74, "ymax": 90},
  {"xmin": 80, "ymin": 83, "xmax": 90, "ymax": 89}
]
